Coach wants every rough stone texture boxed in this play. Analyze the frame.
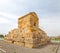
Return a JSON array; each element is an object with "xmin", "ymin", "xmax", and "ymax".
[{"xmin": 4, "ymin": 12, "xmax": 50, "ymax": 48}]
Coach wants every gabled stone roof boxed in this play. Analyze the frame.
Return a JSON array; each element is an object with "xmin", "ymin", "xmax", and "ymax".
[{"xmin": 18, "ymin": 12, "xmax": 38, "ymax": 20}]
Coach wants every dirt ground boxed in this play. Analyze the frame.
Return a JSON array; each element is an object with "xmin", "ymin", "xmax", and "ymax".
[{"xmin": 0, "ymin": 40, "xmax": 60, "ymax": 53}]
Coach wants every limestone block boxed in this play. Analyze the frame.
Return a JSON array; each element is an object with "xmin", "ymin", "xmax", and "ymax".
[
  {"xmin": 25, "ymin": 43, "xmax": 34, "ymax": 48},
  {"xmin": 25, "ymin": 43, "xmax": 39, "ymax": 48},
  {"xmin": 15, "ymin": 38, "xmax": 24, "ymax": 42},
  {"xmin": 23, "ymin": 33, "xmax": 33, "ymax": 38},
  {"xmin": 24, "ymin": 38, "xmax": 38, "ymax": 44},
  {"xmin": 14, "ymin": 42, "xmax": 25, "ymax": 46}
]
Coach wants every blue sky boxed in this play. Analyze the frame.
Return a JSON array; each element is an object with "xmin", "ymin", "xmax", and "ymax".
[{"xmin": 0, "ymin": 0, "xmax": 60, "ymax": 36}]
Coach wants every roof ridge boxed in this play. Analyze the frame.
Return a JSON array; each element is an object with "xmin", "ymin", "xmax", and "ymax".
[{"xmin": 18, "ymin": 12, "xmax": 38, "ymax": 20}]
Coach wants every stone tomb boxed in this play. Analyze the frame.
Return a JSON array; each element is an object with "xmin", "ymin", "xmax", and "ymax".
[{"xmin": 4, "ymin": 12, "xmax": 49, "ymax": 48}]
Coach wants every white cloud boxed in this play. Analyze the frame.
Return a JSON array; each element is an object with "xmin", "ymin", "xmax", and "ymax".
[
  {"xmin": 0, "ymin": 17, "xmax": 10, "ymax": 24},
  {"xmin": 0, "ymin": 0, "xmax": 9, "ymax": 5},
  {"xmin": 0, "ymin": 12, "xmax": 18, "ymax": 20}
]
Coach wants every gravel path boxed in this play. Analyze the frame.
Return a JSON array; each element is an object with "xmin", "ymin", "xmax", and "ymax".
[{"xmin": 0, "ymin": 40, "xmax": 60, "ymax": 53}]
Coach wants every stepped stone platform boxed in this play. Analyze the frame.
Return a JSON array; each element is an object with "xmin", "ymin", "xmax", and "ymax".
[{"xmin": 4, "ymin": 12, "xmax": 50, "ymax": 48}]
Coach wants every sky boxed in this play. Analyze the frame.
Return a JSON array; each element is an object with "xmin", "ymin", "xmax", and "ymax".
[{"xmin": 0, "ymin": 0, "xmax": 60, "ymax": 36}]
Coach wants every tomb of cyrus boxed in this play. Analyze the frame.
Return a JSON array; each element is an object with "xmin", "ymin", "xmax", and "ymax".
[{"xmin": 4, "ymin": 12, "xmax": 49, "ymax": 48}]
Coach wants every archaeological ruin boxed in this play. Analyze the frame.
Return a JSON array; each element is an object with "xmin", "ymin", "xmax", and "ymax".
[{"xmin": 4, "ymin": 12, "xmax": 50, "ymax": 48}]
